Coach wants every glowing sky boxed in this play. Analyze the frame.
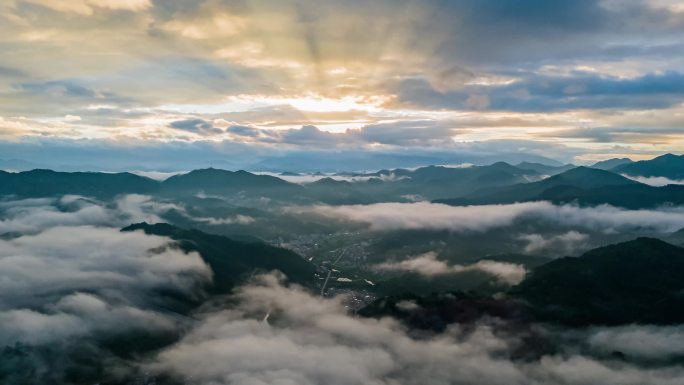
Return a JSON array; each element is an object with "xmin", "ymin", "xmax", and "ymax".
[{"xmin": 1, "ymin": 0, "xmax": 684, "ymax": 170}]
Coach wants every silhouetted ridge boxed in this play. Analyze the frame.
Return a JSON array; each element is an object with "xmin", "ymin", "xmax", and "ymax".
[
  {"xmin": 591, "ymin": 157, "xmax": 633, "ymax": 170},
  {"xmin": 122, "ymin": 222, "xmax": 315, "ymax": 292},
  {"xmin": 435, "ymin": 166, "xmax": 684, "ymax": 209},
  {"xmin": 0, "ymin": 169, "xmax": 159, "ymax": 198},
  {"xmin": 514, "ymin": 237, "xmax": 684, "ymax": 325},
  {"xmin": 613, "ymin": 153, "xmax": 684, "ymax": 179}
]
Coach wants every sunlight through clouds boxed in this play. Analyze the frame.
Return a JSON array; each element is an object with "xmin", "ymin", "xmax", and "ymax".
[{"xmin": 1, "ymin": 0, "xmax": 683, "ymax": 168}]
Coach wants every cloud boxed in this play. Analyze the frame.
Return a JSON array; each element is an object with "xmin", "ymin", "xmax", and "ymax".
[
  {"xmin": 0, "ymin": 194, "xmax": 179, "ymax": 235},
  {"xmin": 374, "ymin": 252, "xmax": 526, "ymax": 285},
  {"xmin": 0, "ymin": 136, "xmax": 578, "ymax": 172},
  {"xmin": 2, "ymin": 0, "xmax": 684, "ymax": 165},
  {"xmin": 0, "ymin": 225, "xmax": 211, "ymax": 316},
  {"xmin": 310, "ymin": 202, "xmax": 539, "ymax": 232},
  {"xmin": 307, "ymin": 201, "xmax": 684, "ymax": 233},
  {"xmin": 0, "ymin": 196, "xmax": 111, "ymax": 234},
  {"xmin": 392, "ymin": 71, "xmax": 684, "ymax": 113},
  {"xmin": 169, "ymin": 119, "xmax": 225, "ymax": 136},
  {"xmin": 588, "ymin": 325, "xmax": 684, "ymax": 361},
  {"xmin": 148, "ymin": 273, "xmax": 525, "ymax": 384},
  {"xmin": 518, "ymin": 231, "xmax": 589, "ymax": 254},
  {"xmin": 131, "ymin": 170, "xmax": 184, "ymax": 181},
  {"xmin": 621, "ymin": 174, "xmax": 684, "ymax": 186},
  {"xmin": 227, "ymin": 124, "xmax": 261, "ymax": 137},
  {"xmin": 147, "ymin": 273, "xmax": 684, "ymax": 385},
  {"xmin": 0, "ymin": 193, "xmax": 260, "ymax": 235},
  {"xmin": 0, "ymin": 224, "xmax": 212, "ymax": 381},
  {"xmin": 0, "ymin": 193, "xmax": 216, "ymax": 382},
  {"xmin": 192, "ymin": 214, "xmax": 256, "ymax": 226},
  {"xmin": 275, "ymin": 125, "xmax": 342, "ymax": 146},
  {"xmin": 353, "ymin": 121, "xmax": 458, "ymax": 146},
  {"xmin": 22, "ymin": 0, "xmax": 151, "ymax": 15}
]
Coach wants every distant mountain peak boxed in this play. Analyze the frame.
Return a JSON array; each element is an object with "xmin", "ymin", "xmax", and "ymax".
[
  {"xmin": 587, "ymin": 236, "xmax": 679, "ymax": 254},
  {"xmin": 657, "ymin": 153, "xmax": 679, "ymax": 159},
  {"xmin": 547, "ymin": 166, "xmax": 637, "ymax": 187},
  {"xmin": 612, "ymin": 153, "xmax": 684, "ymax": 179},
  {"xmin": 590, "ymin": 157, "xmax": 633, "ymax": 170}
]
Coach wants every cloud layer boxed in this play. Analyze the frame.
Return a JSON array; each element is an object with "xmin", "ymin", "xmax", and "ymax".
[
  {"xmin": 0, "ymin": 195, "xmax": 212, "ymax": 382},
  {"xmin": 309, "ymin": 201, "xmax": 684, "ymax": 233},
  {"xmin": 0, "ymin": 194, "xmax": 177, "ymax": 234},
  {"xmin": 148, "ymin": 273, "xmax": 684, "ymax": 385},
  {"xmin": 374, "ymin": 252, "xmax": 527, "ymax": 285},
  {"xmin": 2, "ymin": 0, "xmax": 684, "ymax": 166}
]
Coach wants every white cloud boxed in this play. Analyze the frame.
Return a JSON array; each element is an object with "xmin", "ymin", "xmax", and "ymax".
[
  {"xmin": 374, "ymin": 252, "xmax": 526, "ymax": 285},
  {"xmin": 22, "ymin": 0, "xmax": 151, "ymax": 15},
  {"xmin": 621, "ymin": 174, "xmax": 684, "ymax": 187},
  {"xmin": 0, "ymin": 225, "xmax": 211, "ymax": 310},
  {"xmin": 131, "ymin": 170, "xmax": 185, "ymax": 181},
  {"xmin": 307, "ymin": 201, "xmax": 684, "ymax": 233},
  {"xmin": 0, "ymin": 194, "xmax": 212, "ymax": 373},
  {"xmin": 254, "ymin": 171, "xmax": 409, "ymax": 184},
  {"xmin": 0, "ymin": 225, "xmax": 212, "ymax": 381},
  {"xmin": 192, "ymin": 214, "xmax": 256, "ymax": 225},
  {"xmin": 0, "ymin": 195, "xmax": 111, "ymax": 234},
  {"xmin": 518, "ymin": 231, "xmax": 589, "ymax": 254},
  {"xmin": 148, "ymin": 273, "xmax": 684, "ymax": 385},
  {"xmin": 0, "ymin": 194, "xmax": 179, "ymax": 234},
  {"xmin": 148, "ymin": 274, "xmax": 525, "ymax": 385},
  {"xmin": 0, "ymin": 225, "xmax": 211, "ymax": 381},
  {"xmin": 310, "ymin": 201, "xmax": 540, "ymax": 232},
  {"xmin": 0, "ymin": 193, "xmax": 221, "ymax": 381},
  {"xmin": 588, "ymin": 325, "xmax": 684, "ymax": 360}
]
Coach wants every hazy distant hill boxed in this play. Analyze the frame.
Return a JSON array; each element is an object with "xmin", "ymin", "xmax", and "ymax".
[
  {"xmin": 612, "ymin": 153, "xmax": 684, "ymax": 179},
  {"xmin": 537, "ymin": 182, "xmax": 684, "ymax": 208},
  {"xmin": 0, "ymin": 168, "xmax": 306, "ymax": 201},
  {"xmin": 665, "ymin": 227, "xmax": 684, "ymax": 246},
  {"xmin": 591, "ymin": 157, "xmax": 633, "ymax": 170},
  {"xmin": 304, "ymin": 178, "xmax": 376, "ymax": 204},
  {"xmin": 122, "ymin": 222, "xmax": 316, "ymax": 292},
  {"xmin": 0, "ymin": 169, "xmax": 159, "ymax": 198},
  {"xmin": 364, "ymin": 238, "xmax": 684, "ymax": 328},
  {"xmin": 439, "ymin": 167, "xmax": 635, "ymax": 203},
  {"xmin": 305, "ymin": 162, "xmax": 542, "ymax": 203},
  {"xmin": 513, "ymin": 238, "xmax": 684, "ymax": 325},
  {"xmin": 3, "ymin": 162, "xmax": 683, "ymax": 209},
  {"xmin": 250, "ymin": 151, "xmax": 562, "ymax": 173},
  {"xmin": 162, "ymin": 168, "xmax": 305, "ymax": 198},
  {"xmin": 515, "ymin": 162, "xmax": 575, "ymax": 176}
]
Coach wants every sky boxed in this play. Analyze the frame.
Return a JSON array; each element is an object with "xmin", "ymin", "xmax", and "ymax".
[{"xmin": 1, "ymin": 0, "xmax": 684, "ymax": 171}]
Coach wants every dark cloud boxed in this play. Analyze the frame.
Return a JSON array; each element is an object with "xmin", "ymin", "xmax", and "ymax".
[
  {"xmin": 3, "ymin": 0, "xmax": 684, "ymax": 163},
  {"xmin": 14, "ymin": 80, "xmax": 98, "ymax": 98},
  {"xmin": 169, "ymin": 118, "xmax": 224, "ymax": 135},
  {"xmin": 393, "ymin": 71, "xmax": 684, "ymax": 112},
  {"xmin": 227, "ymin": 124, "xmax": 260, "ymax": 137},
  {"xmin": 276, "ymin": 125, "xmax": 340, "ymax": 145},
  {"xmin": 355, "ymin": 121, "xmax": 457, "ymax": 146},
  {"xmin": 543, "ymin": 126, "xmax": 684, "ymax": 143}
]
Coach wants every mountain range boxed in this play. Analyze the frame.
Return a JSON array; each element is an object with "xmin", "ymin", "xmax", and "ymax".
[
  {"xmin": 1, "ymin": 153, "xmax": 682, "ymax": 209},
  {"xmin": 513, "ymin": 237, "xmax": 684, "ymax": 325},
  {"xmin": 612, "ymin": 153, "xmax": 684, "ymax": 179},
  {"xmin": 122, "ymin": 222, "xmax": 316, "ymax": 292},
  {"xmin": 363, "ymin": 237, "xmax": 684, "ymax": 327},
  {"xmin": 437, "ymin": 166, "xmax": 684, "ymax": 209}
]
